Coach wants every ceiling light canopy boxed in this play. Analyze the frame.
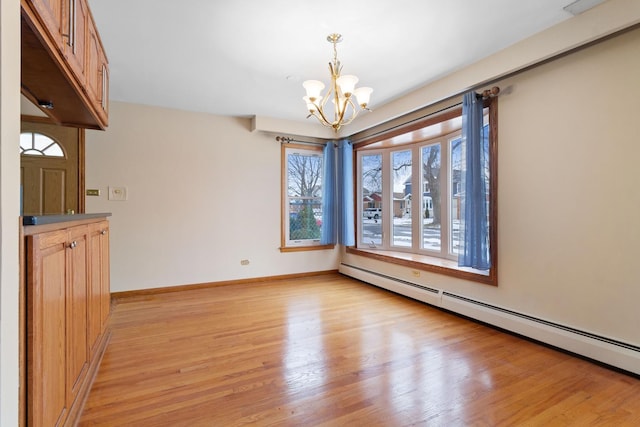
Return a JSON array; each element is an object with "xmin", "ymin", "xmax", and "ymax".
[{"xmin": 303, "ymin": 33, "xmax": 373, "ymax": 132}]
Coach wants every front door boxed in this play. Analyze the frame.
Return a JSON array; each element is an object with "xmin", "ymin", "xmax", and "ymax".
[{"xmin": 20, "ymin": 121, "xmax": 81, "ymax": 215}]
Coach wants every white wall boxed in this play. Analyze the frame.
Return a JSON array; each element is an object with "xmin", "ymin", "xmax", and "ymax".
[
  {"xmin": 343, "ymin": 27, "xmax": 640, "ymax": 347},
  {"xmin": 346, "ymin": 0, "xmax": 640, "ymax": 136},
  {"xmin": 85, "ymin": 103, "xmax": 339, "ymax": 292},
  {"xmin": 0, "ymin": 0, "xmax": 21, "ymax": 424}
]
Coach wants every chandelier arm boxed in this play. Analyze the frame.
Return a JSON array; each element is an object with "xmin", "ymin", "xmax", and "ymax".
[
  {"xmin": 339, "ymin": 98, "xmax": 359, "ymax": 127},
  {"xmin": 336, "ymin": 92, "xmax": 357, "ymax": 126},
  {"xmin": 308, "ymin": 97, "xmax": 332, "ymax": 127},
  {"xmin": 313, "ymin": 106, "xmax": 332, "ymax": 127},
  {"xmin": 336, "ymin": 95, "xmax": 352, "ymax": 127}
]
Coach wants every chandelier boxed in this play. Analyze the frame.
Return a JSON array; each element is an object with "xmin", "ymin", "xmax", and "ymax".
[{"xmin": 302, "ymin": 33, "xmax": 373, "ymax": 132}]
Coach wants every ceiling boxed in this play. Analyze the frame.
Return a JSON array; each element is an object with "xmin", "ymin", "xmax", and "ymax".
[{"xmin": 86, "ymin": 0, "xmax": 592, "ymax": 124}]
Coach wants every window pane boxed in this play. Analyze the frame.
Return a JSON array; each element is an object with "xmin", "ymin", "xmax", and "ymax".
[
  {"xmin": 289, "ymin": 199, "xmax": 322, "ymax": 241},
  {"xmin": 43, "ymin": 144, "xmax": 64, "ymax": 157},
  {"xmin": 361, "ymin": 153, "xmax": 383, "ymax": 246},
  {"xmin": 422, "ymin": 144, "xmax": 441, "ymax": 251},
  {"xmin": 33, "ymin": 133, "xmax": 55, "ymax": 151},
  {"xmin": 286, "ymin": 150, "xmax": 323, "ymax": 244},
  {"xmin": 392, "ymin": 150, "xmax": 411, "ymax": 247},
  {"xmin": 20, "ymin": 133, "xmax": 32, "ymax": 151},
  {"xmin": 450, "ymin": 137, "xmax": 463, "ymax": 255},
  {"xmin": 20, "ymin": 132, "xmax": 64, "ymax": 157},
  {"xmin": 287, "ymin": 152, "xmax": 322, "ymax": 198},
  {"xmin": 21, "ymin": 149, "xmax": 43, "ymax": 156},
  {"xmin": 483, "ymin": 123, "xmax": 491, "ymax": 230}
]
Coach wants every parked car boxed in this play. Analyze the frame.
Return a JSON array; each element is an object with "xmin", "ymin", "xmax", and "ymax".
[{"xmin": 363, "ymin": 208, "xmax": 382, "ymax": 219}]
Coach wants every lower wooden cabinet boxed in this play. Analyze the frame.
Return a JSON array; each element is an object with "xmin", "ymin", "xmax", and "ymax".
[
  {"xmin": 25, "ymin": 217, "xmax": 111, "ymax": 427},
  {"xmin": 88, "ymin": 221, "xmax": 110, "ymax": 357}
]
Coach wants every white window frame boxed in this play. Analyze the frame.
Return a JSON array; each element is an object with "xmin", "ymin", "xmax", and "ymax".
[
  {"xmin": 357, "ymin": 130, "xmax": 463, "ymax": 260},
  {"xmin": 281, "ymin": 144, "xmax": 331, "ymax": 251}
]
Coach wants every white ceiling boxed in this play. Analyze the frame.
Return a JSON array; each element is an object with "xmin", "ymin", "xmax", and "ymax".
[{"xmin": 86, "ymin": 0, "xmax": 587, "ymax": 123}]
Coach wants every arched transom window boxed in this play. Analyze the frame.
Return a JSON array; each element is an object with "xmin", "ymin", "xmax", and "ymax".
[{"xmin": 20, "ymin": 132, "xmax": 65, "ymax": 157}]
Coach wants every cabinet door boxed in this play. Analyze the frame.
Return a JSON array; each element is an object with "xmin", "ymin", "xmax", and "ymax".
[
  {"xmin": 99, "ymin": 222, "xmax": 111, "ymax": 328},
  {"xmin": 63, "ymin": 0, "xmax": 88, "ymax": 86},
  {"xmin": 27, "ymin": 229, "xmax": 69, "ymax": 427},
  {"xmin": 28, "ymin": 0, "xmax": 65, "ymax": 50},
  {"xmin": 66, "ymin": 225, "xmax": 89, "ymax": 403},
  {"xmin": 86, "ymin": 14, "xmax": 109, "ymax": 125},
  {"xmin": 86, "ymin": 16, "xmax": 100, "ymax": 110},
  {"xmin": 98, "ymin": 52, "xmax": 109, "ymax": 123},
  {"xmin": 87, "ymin": 222, "xmax": 108, "ymax": 355}
]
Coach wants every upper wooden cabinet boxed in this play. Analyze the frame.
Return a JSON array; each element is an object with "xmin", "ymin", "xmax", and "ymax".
[
  {"xmin": 86, "ymin": 15, "xmax": 109, "ymax": 123},
  {"xmin": 64, "ymin": 0, "xmax": 89, "ymax": 88},
  {"xmin": 27, "ymin": 0, "xmax": 65, "ymax": 49},
  {"xmin": 21, "ymin": 0, "xmax": 109, "ymax": 130}
]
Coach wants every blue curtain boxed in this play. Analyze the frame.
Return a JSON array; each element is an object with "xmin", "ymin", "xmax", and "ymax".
[
  {"xmin": 321, "ymin": 139, "xmax": 355, "ymax": 246},
  {"xmin": 459, "ymin": 92, "xmax": 490, "ymax": 270},
  {"xmin": 337, "ymin": 139, "xmax": 355, "ymax": 245},
  {"xmin": 321, "ymin": 142, "xmax": 337, "ymax": 245}
]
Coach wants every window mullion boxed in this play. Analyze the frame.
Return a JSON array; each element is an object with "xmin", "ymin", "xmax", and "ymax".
[
  {"xmin": 411, "ymin": 145, "xmax": 421, "ymax": 252},
  {"xmin": 382, "ymin": 150, "xmax": 392, "ymax": 248},
  {"xmin": 442, "ymin": 139, "xmax": 451, "ymax": 258}
]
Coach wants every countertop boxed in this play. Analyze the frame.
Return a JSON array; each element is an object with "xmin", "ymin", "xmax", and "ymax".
[{"xmin": 23, "ymin": 212, "xmax": 112, "ymax": 226}]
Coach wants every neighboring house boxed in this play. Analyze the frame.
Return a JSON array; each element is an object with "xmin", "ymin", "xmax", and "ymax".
[
  {"xmin": 362, "ymin": 189, "xmax": 382, "ymax": 211},
  {"xmin": 393, "ymin": 192, "xmax": 406, "ymax": 218}
]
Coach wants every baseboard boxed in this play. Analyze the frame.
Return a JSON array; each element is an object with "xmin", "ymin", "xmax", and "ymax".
[
  {"xmin": 111, "ymin": 269, "xmax": 339, "ymax": 302},
  {"xmin": 339, "ymin": 263, "xmax": 640, "ymax": 376}
]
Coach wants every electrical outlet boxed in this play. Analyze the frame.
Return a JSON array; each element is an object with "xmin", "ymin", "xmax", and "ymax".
[
  {"xmin": 240, "ymin": 259, "xmax": 250, "ymax": 266},
  {"xmin": 108, "ymin": 186, "xmax": 128, "ymax": 201}
]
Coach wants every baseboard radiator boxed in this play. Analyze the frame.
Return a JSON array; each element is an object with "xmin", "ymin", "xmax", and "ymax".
[{"xmin": 339, "ymin": 263, "xmax": 640, "ymax": 376}]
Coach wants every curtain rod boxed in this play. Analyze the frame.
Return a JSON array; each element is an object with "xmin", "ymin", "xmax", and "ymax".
[
  {"xmin": 350, "ymin": 86, "xmax": 500, "ymax": 144},
  {"xmin": 275, "ymin": 136, "xmax": 327, "ymax": 147}
]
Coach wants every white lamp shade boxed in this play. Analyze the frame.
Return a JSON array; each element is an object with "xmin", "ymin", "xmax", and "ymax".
[
  {"xmin": 303, "ymin": 80, "xmax": 325, "ymax": 100},
  {"xmin": 353, "ymin": 86, "xmax": 373, "ymax": 106},
  {"xmin": 336, "ymin": 75, "xmax": 359, "ymax": 95},
  {"xmin": 303, "ymin": 96, "xmax": 321, "ymax": 112}
]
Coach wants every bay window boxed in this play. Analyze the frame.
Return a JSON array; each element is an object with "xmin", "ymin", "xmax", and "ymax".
[{"xmin": 351, "ymin": 97, "xmax": 497, "ymax": 286}]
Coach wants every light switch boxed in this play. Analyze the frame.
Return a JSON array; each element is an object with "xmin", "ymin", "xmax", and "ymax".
[{"xmin": 108, "ymin": 186, "xmax": 128, "ymax": 201}]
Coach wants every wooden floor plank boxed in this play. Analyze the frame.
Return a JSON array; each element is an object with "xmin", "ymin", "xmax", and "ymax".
[{"xmin": 79, "ymin": 274, "xmax": 640, "ymax": 426}]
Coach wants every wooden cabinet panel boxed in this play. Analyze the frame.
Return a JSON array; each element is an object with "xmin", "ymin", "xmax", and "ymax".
[
  {"xmin": 27, "ymin": 0, "xmax": 64, "ymax": 50},
  {"xmin": 86, "ymin": 16, "xmax": 109, "ymax": 122},
  {"xmin": 63, "ymin": 0, "xmax": 88, "ymax": 87},
  {"xmin": 100, "ymin": 223, "xmax": 110, "ymax": 329},
  {"xmin": 27, "ymin": 230, "xmax": 68, "ymax": 427},
  {"xmin": 66, "ymin": 225, "xmax": 89, "ymax": 402},
  {"xmin": 98, "ymin": 53, "xmax": 110, "ymax": 123},
  {"xmin": 88, "ymin": 221, "xmax": 110, "ymax": 356}
]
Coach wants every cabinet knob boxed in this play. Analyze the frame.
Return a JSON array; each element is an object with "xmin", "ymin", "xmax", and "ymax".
[
  {"xmin": 69, "ymin": 241, "xmax": 77, "ymax": 249},
  {"xmin": 101, "ymin": 230, "xmax": 107, "ymax": 235}
]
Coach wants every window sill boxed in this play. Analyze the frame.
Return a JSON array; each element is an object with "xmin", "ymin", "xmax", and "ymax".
[
  {"xmin": 345, "ymin": 246, "xmax": 497, "ymax": 286},
  {"xmin": 280, "ymin": 244, "xmax": 335, "ymax": 253}
]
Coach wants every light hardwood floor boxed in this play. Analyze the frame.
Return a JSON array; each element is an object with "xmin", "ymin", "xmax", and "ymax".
[{"xmin": 79, "ymin": 274, "xmax": 640, "ymax": 426}]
